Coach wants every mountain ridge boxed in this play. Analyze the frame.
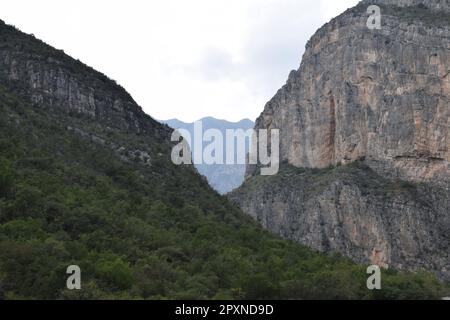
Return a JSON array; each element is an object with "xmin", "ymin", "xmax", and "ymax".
[
  {"xmin": 0, "ymin": 19, "xmax": 167, "ymax": 138},
  {"xmin": 162, "ymin": 117, "xmax": 254, "ymax": 129}
]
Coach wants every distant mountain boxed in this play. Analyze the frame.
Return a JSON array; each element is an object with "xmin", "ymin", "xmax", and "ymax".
[
  {"xmin": 161, "ymin": 117, "xmax": 254, "ymax": 194},
  {"xmin": 163, "ymin": 117, "xmax": 254, "ymax": 133}
]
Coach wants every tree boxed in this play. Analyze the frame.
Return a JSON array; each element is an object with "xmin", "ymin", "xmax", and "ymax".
[
  {"xmin": 96, "ymin": 256, "xmax": 134, "ymax": 290},
  {"xmin": 0, "ymin": 158, "xmax": 13, "ymax": 198}
]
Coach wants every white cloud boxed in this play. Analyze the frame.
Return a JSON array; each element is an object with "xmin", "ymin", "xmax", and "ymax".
[{"xmin": 0, "ymin": 0, "xmax": 360, "ymax": 122}]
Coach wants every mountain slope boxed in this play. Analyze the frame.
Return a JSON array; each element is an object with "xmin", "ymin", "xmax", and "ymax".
[
  {"xmin": 231, "ymin": 162, "xmax": 450, "ymax": 280},
  {"xmin": 233, "ymin": 0, "xmax": 450, "ymax": 281},
  {"xmin": 0, "ymin": 19, "xmax": 448, "ymax": 299},
  {"xmin": 161, "ymin": 117, "xmax": 254, "ymax": 194}
]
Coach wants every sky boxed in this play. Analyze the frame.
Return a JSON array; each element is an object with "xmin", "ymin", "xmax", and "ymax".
[{"xmin": 0, "ymin": 0, "xmax": 360, "ymax": 122}]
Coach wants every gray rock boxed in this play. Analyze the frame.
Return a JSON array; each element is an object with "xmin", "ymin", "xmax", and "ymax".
[
  {"xmin": 248, "ymin": 1, "xmax": 450, "ymax": 183},
  {"xmin": 235, "ymin": 0, "xmax": 450, "ymax": 281},
  {"xmin": 231, "ymin": 164, "xmax": 450, "ymax": 281},
  {"xmin": 0, "ymin": 20, "xmax": 170, "ymax": 140}
]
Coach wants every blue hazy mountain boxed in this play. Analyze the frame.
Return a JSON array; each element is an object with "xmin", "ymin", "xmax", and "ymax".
[{"xmin": 161, "ymin": 117, "xmax": 254, "ymax": 194}]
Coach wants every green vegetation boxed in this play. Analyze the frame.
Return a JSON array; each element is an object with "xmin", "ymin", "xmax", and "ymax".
[
  {"xmin": 243, "ymin": 160, "xmax": 426, "ymax": 201},
  {"xmin": 0, "ymin": 19, "xmax": 133, "ymax": 114},
  {"xmin": 0, "ymin": 86, "xmax": 448, "ymax": 300},
  {"xmin": 385, "ymin": 4, "xmax": 450, "ymax": 26},
  {"xmin": 350, "ymin": 2, "xmax": 450, "ymax": 27}
]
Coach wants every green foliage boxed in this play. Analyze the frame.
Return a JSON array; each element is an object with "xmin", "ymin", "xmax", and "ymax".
[
  {"xmin": 0, "ymin": 86, "xmax": 448, "ymax": 300},
  {"xmin": 350, "ymin": 2, "xmax": 450, "ymax": 27},
  {"xmin": 95, "ymin": 255, "xmax": 134, "ymax": 290},
  {"xmin": 386, "ymin": 4, "xmax": 450, "ymax": 26},
  {"xmin": 0, "ymin": 158, "xmax": 13, "ymax": 198}
]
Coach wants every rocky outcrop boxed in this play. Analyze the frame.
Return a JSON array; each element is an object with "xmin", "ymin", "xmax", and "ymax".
[
  {"xmin": 235, "ymin": 0, "xmax": 450, "ymax": 280},
  {"xmin": 231, "ymin": 163, "xmax": 450, "ymax": 280},
  {"xmin": 0, "ymin": 20, "xmax": 170, "ymax": 140},
  {"xmin": 247, "ymin": 0, "xmax": 450, "ymax": 183}
]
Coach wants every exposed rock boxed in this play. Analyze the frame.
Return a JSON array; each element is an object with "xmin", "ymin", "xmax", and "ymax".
[
  {"xmin": 0, "ymin": 20, "xmax": 170, "ymax": 140},
  {"xmin": 235, "ymin": 0, "xmax": 450, "ymax": 280},
  {"xmin": 231, "ymin": 163, "xmax": 450, "ymax": 281},
  {"xmin": 66, "ymin": 126, "xmax": 152, "ymax": 166},
  {"xmin": 247, "ymin": 0, "xmax": 450, "ymax": 184}
]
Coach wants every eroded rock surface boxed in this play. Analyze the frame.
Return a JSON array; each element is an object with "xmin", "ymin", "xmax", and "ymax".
[
  {"xmin": 231, "ymin": 164, "xmax": 450, "ymax": 280},
  {"xmin": 235, "ymin": 1, "xmax": 450, "ymax": 280},
  {"xmin": 248, "ymin": 0, "xmax": 450, "ymax": 183},
  {"xmin": 0, "ymin": 20, "xmax": 169, "ymax": 139}
]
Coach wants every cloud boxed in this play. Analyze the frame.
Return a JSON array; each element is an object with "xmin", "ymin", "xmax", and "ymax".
[
  {"xmin": 239, "ymin": 0, "xmax": 326, "ymax": 96},
  {"xmin": 164, "ymin": 0, "xmax": 360, "ymax": 121},
  {"xmin": 0, "ymin": 0, "xmax": 360, "ymax": 122},
  {"xmin": 183, "ymin": 47, "xmax": 237, "ymax": 81}
]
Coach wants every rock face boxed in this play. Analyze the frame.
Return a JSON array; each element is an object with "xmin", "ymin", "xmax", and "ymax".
[
  {"xmin": 247, "ymin": 0, "xmax": 450, "ymax": 183},
  {"xmin": 0, "ymin": 20, "xmax": 169, "ymax": 139},
  {"xmin": 234, "ymin": 0, "xmax": 450, "ymax": 280}
]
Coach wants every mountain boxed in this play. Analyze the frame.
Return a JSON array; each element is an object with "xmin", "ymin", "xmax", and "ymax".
[
  {"xmin": 0, "ymin": 17, "xmax": 447, "ymax": 300},
  {"xmin": 164, "ymin": 117, "xmax": 254, "ymax": 132},
  {"xmin": 231, "ymin": 0, "xmax": 450, "ymax": 282},
  {"xmin": 161, "ymin": 117, "xmax": 254, "ymax": 194}
]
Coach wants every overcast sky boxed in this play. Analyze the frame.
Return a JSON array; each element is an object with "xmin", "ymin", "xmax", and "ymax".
[{"xmin": 1, "ymin": 0, "xmax": 359, "ymax": 122}]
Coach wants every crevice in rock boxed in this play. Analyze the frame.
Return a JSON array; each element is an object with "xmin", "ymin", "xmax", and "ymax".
[{"xmin": 328, "ymin": 92, "xmax": 337, "ymax": 164}]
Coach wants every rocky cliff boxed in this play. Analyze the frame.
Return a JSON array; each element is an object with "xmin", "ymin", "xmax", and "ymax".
[
  {"xmin": 0, "ymin": 19, "xmax": 176, "ymax": 170},
  {"xmin": 0, "ymin": 20, "xmax": 169, "ymax": 139},
  {"xmin": 232, "ymin": 0, "xmax": 450, "ymax": 281},
  {"xmin": 247, "ymin": 0, "xmax": 450, "ymax": 183},
  {"xmin": 231, "ymin": 162, "xmax": 450, "ymax": 280}
]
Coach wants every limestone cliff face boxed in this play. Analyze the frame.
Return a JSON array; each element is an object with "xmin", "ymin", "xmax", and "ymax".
[
  {"xmin": 235, "ymin": 0, "xmax": 450, "ymax": 280},
  {"xmin": 247, "ymin": 0, "xmax": 450, "ymax": 183}
]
